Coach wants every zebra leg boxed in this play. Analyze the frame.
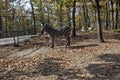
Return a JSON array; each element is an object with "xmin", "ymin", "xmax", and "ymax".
[
  {"xmin": 50, "ymin": 37, "xmax": 54, "ymax": 48},
  {"xmin": 67, "ymin": 36, "xmax": 70, "ymax": 47},
  {"xmin": 65, "ymin": 35, "xmax": 70, "ymax": 47}
]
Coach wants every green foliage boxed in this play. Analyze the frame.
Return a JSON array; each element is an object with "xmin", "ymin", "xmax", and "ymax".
[{"xmin": 0, "ymin": 0, "xmax": 120, "ymax": 37}]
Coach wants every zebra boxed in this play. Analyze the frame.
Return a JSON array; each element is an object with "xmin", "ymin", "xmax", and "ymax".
[{"xmin": 41, "ymin": 23, "xmax": 71, "ymax": 48}]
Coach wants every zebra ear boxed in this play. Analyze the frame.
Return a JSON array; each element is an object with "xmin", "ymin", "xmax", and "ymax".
[
  {"xmin": 42, "ymin": 22, "xmax": 47, "ymax": 27},
  {"xmin": 42, "ymin": 22, "xmax": 44, "ymax": 26}
]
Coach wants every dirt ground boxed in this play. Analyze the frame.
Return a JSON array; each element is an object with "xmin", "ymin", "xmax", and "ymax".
[{"xmin": 0, "ymin": 32, "xmax": 120, "ymax": 80}]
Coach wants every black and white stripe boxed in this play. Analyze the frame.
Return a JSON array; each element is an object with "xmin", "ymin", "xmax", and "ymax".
[{"xmin": 41, "ymin": 23, "xmax": 71, "ymax": 48}]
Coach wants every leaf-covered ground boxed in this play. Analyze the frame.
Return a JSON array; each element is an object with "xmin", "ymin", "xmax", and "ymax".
[{"xmin": 0, "ymin": 32, "xmax": 120, "ymax": 80}]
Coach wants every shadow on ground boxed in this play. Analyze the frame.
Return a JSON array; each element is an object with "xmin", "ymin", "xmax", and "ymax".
[
  {"xmin": 36, "ymin": 57, "xmax": 84, "ymax": 79},
  {"xmin": 86, "ymin": 53, "xmax": 120, "ymax": 79},
  {"xmin": 0, "ymin": 57, "xmax": 101, "ymax": 80},
  {"xmin": 0, "ymin": 54, "xmax": 120, "ymax": 79},
  {"xmin": 70, "ymin": 44, "xmax": 98, "ymax": 49}
]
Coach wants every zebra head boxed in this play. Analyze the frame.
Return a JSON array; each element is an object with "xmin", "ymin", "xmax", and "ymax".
[
  {"xmin": 41, "ymin": 23, "xmax": 52, "ymax": 35},
  {"xmin": 41, "ymin": 22, "xmax": 46, "ymax": 34}
]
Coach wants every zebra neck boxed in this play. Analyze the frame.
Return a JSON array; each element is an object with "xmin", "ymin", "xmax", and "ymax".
[{"xmin": 46, "ymin": 27, "xmax": 55, "ymax": 34}]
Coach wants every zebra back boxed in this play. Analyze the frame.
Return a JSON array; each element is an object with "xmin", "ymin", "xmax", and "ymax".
[
  {"xmin": 58, "ymin": 27, "xmax": 71, "ymax": 35},
  {"xmin": 41, "ymin": 23, "xmax": 71, "ymax": 37}
]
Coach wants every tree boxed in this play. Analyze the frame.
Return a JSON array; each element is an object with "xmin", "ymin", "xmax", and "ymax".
[
  {"xmin": 0, "ymin": 16, "xmax": 2, "ymax": 37},
  {"xmin": 55, "ymin": 0, "xmax": 64, "ymax": 27},
  {"xmin": 66, "ymin": 4, "xmax": 71, "ymax": 27},
  {"xmin": 115, "ymin": 0, "xmax": 119, "ymax": 29},
  {"xmin": 94, "ymin": 0, "xmax": 104, "ymax": 42},
  {"xmin": 0, "ymin": 0, "xmax": 2, "ymax": 37},
  {"xmin": 71, "ymin": 0, "xmax": 77, "ymax": 37},
  {"xmin": 64, "ymin": 0, "xmax": 73, "ymax": 27},
  {"xmin": 82, "ymin": 0, "xmax": 90, "ymax": 29},
  {"xmin": 110, "ymin": 0, "xmax": 114, "ymax": 30},
  {"xmin": 30, "ymin": 0, "xmax": 36, "ymax": 34},
  {"xmin": 105, "ymin": 0, "xmax": 109, "ymax": 30}
]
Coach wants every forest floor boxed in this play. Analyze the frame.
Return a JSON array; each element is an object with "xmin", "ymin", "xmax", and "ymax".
[{"xmin": 0, "ymin": 31, "xmax": 120, "ymax": 80}]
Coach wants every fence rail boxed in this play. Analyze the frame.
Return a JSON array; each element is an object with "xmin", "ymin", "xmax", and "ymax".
[
  {"xmin": 0, "ymin": 35, "xmax": 37, "ymax": 46},
  {"xmin": 0, "ymin": 28, "xmax": 39, "ymax": 38}
]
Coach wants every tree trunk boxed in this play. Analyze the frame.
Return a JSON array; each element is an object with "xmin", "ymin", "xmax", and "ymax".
[
  {"xmin": 105, "ymin": 1, "xmax": 109, "ymax": 30},
  {"xmin": 60, "ymin": 4, "xmax": 63, "ymax": 27},
  {"xmin": 92, "ymin": 10, "xmax": 97, "ymax": 28},
  {"xmin": 110, "ymin": 0, "xmax": 114, "ymax": 30},
  {"xmin": 67, "ymin": 6, "xmax": 71, "ymax": 27},
  {"xmin": 71, "ymin": 0, "xmax": 77, "ymax": 37},
  {"xmin": 83, "ymin": 4, "xmax": 87, "ymax": 28},
  {"xmin": 84, "ymin": 0, "xmax": 90, "ymax": 28},
  {"xmin": 30, "ymin": 0, "xmax": 36, "ymax": 34},
  {"xmin": 5, "ymin": 17, "xmax": 8, "ymax": 37},
  {"xmin": 95, "ymin": 0, "xmax": 104, "ymax": 42},
  {"xmin": 115, "ymin": 0, "xmax": 119, "ymax": 29},
  {"xmin": 39, "ymin": 0, "xmax": 44, "ymax": 22},
  {"xmin": 47, "ymin": 9, "xmax": 50, "ymax": 24},
  {"xmin": 0, "ymin": 16, "xmax": 2, "ymax": 37},
  {"xmin": 12, "ymin": 8, "xmax": 17, "ymax": 46},
  {"xmin": 0, "ymin": 0, "xmax": 2, "ymax": 37}
]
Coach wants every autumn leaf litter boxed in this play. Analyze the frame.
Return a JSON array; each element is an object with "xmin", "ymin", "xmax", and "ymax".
[{"xmin": 0, "ymin": 32, "xmax": 120, "ymax": 80}]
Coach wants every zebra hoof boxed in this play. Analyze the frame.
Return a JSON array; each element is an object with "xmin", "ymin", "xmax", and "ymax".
[
  {"xmin": 66, "ymin": 45, "xmax": 70, "ymax": 48},
  {"xmin": 50, "ymin": 45, "xmax": 54, "ymax": 48},
  {"xmin": 66, "ymin": 43, "xmax": 70, "ymax": 48}
]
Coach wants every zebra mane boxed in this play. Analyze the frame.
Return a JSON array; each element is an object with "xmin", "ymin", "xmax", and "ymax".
[{"xmin": 44, "ymin": 23, "xmax": 55, "ymax": 30}]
